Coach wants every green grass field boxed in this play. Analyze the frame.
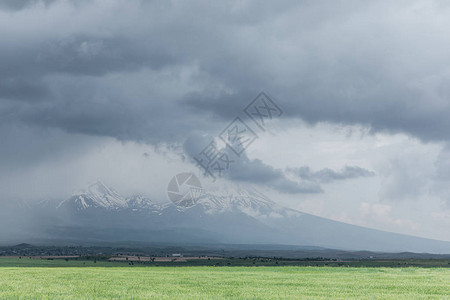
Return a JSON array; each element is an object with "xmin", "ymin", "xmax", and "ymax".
[
  {"xmin": 0, "ymin": 259, "xmax": 449, "ymax": 299},
  {"xmin": 1, "ymin": 267, "xmax": 449, "ymax": 299}
]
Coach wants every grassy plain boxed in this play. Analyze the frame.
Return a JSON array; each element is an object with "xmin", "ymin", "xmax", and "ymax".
[{"xmin": 0, "ymin": 258, "xmax": 449, "ymax": 299}]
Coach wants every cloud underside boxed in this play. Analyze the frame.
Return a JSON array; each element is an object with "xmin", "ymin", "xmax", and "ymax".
[{"xmin": 1, "ymin": 0, "xmax": 450, "ymax": 145}]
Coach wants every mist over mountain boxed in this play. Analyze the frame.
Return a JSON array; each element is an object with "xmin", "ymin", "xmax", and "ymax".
[{"xmin": 1, "ymin": 181, "xmax": 448, "ymax": 253}]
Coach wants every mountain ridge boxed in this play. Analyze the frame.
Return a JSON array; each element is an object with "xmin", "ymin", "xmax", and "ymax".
[{"xmin": 1, "ymin": 181, "xmax": 449, "ymax": 253}]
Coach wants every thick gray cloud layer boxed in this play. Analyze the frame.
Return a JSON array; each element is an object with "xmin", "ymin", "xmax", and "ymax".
[{"xmin": 2, "ymin": 0, "xmax": 450, "ymax": 145}]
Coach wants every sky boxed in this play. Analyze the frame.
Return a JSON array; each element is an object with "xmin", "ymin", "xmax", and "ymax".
[{"xmin": 0, "ymin": 0, "xmax": 449, "ymax": 241}]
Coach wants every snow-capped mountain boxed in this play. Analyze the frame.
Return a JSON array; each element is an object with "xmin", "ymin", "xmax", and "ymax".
[
  {"xmin": 11, "ymin": 181, "xmax": 450, "ymax": 253},
  {"xmin": 57, "ymin": 181, "xmax": 128, "ymax": 210},
  {"xmin": 57, "ymin": 182, "xmax": 280, "ymax": 218}
]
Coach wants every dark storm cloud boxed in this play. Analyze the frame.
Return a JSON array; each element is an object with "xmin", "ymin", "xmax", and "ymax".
[
  {"xmin": 288, "ymin": 166, "xmax": 375, "ymax": 184},
  {"xmin": 2, "ymin": 0, "xmax": 450, "ymax": 154},
  {"xmin": 0, "ymin": 0, "xmax": 236, "ymax": 143},
  {"xmin": 181, "ymin": 1, "xmax": 450, "ymax": 144}
]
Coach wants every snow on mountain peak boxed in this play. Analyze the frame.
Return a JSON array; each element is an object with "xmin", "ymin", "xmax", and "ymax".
[
  {"xmin": 195, "ymin": 184, "xmax": 281, "ymax": 217},
  {"xmin": 83, "ymin": 181, "xmax": 128, "ymax": 209},
  {"xmin": 58, "ymin": 181, "xmax": 282, "ymax": 218},
  {"xmin": 126, "ymin": 195, "xmax": 164, "ymax": 211},
  {"xmin": 58, "ymin": 181, "xmax": 128, "ymax": 210}
]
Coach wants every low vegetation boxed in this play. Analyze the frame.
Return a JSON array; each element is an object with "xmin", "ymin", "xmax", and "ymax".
[{"xmin": 0, "ymin": 258, "xmax": 449, "ymax": 299}]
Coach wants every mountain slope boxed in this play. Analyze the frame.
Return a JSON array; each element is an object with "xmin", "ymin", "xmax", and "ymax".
[{"xmin": 21, "ymin": 182, "xmax": 450, "ymax": 253}]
